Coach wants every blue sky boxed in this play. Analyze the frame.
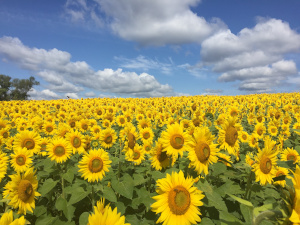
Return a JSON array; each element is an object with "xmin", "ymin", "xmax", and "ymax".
[{"xmin": 0, "ymin": 0, "xmax": 300, "ymax": 99}]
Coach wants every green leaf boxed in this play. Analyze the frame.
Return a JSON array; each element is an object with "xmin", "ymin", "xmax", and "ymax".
[
  {"xmin": 132, "ymin": 187, "xmax": 154, "ymax": 210},
  {"xmin": 62, "ymin": 169, "xmax": 75, "ymax": 183},
  {"xmin": 133, "ymin": 173, "xmax": 146, "ymax": 186},
  {"xmin": 212, "ymin": 162, "xmax": 227, "ymax": 176},
  {"xmin": 39, "ymin": 178, "xmax": 58, "ymax": 196},
  {"xmin": 35, "ymin": 215, "xmax": 57, "ymax": 225},
  {"xmin": 68, "ymin": 187, "xmax": 89, "ymax": 205},
  {"xmin": 228, "ymin": 194, "xmax": 253, "ymax": 207},
  {"xmin": 103, "ymin": 186, "xmax": 117, "ymax": 203},
  {"xmin": 219, "ymin": 211, "xmax": 243, "ymax": 224},
  {"xmin": 125, "ymin": 215, "xmax": 140, "ymax": 225},
  {"xmin": 253, "ymin": 204, "xmax": 274, "ymax": 217},
  {"xmin": 150, "ymin": 170, "xmax": 165, "ymax": 181},
  {"xmin": 200, "ymin": 217, "xmax": 215, "ymax": 225},
  {"xmin": 33, "ymin": 205, "xmax": 47, "ymax": 217},
  {"xmin": 111, "ymin": 174, "xmax": 134, "ymax": 199},
  {"xmin": 79, "ymin": 212, "xmax": 90, "ymax": 225},
  {"xmin": 114, "ymin": 201, "xmax": 126, "ymax": 215},
  {"xmin": 240, "ymin": 204, "xmax": 253, "ymax": 224},
  {"xmin": 55, "ymin": 197, "xmax": 68, "ymax": 220}
]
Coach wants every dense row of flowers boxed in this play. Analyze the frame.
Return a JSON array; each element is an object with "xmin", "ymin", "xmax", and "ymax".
[{"xmin": 0, "ymin": 93, "xmax": 300, "ymax": 224}]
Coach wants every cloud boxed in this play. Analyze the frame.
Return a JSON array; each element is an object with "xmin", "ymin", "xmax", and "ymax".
[
  {"xmin": 115, "ymin": 55, "xmax": 173, "ymax": 74},
  {"xmin": 85, "ymin": 91, "xmax": 96, "ymax": 97},
  {"xmin": 200, "ymin": 19, "xmax": 300, "ymax": 92},
  {"xmin": 69, "ymin": 0, "xmax": 226, "ymax": 46},
  {"xmin": 28, "ymin": 88, "xmax": 61, "ymax": 100},
  {"xmin": 0, "ymin": 36, "xmax": 176, "ymax": 99}
]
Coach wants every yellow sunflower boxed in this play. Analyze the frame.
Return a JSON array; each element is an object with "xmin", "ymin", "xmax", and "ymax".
[
  {"xmin": 268, "ymin": 124, "xmax": 278, "ymax": 137},
  {"xmin": 125, "ymin": 145, "xmax": 145, "ymax": 165},
  {"xmin": 0, "ymin": 128, "xmax": 10, "ymax": 140},
  {"xmin": 217, "ymin": 116, "xmax": 242, "ymax": 159},
  {"xmin": 161, "ymin": 123, "xmax": 192, "ymax": 159},
  {"xmin": 99, "ymin": 128, "xmax": 117, "ymax": 149},
  {"xmin": 150, "ymin": 140, "xmax": 174, "ymax": 171},
  {"xmin": 3, "ymin": 168, "xmax": 41, "ymax": 215},
  {"xmin": 253, "ymin": 123, "xmax": 266, "ymax": 139},
  {"xmin": 252, "ymin": 145, "xmax": 277, "ymax": 185},
  {"xmin": 289, "ymin": 165, "xmax": 300, "ymax": 223},
  {"xmin": 151, "ymin": 170, "xmax": 205, "ymax": 225},
  {"xmin": 39, "ymin": 137, "xmax": 49, "ymax": 156},
  {"xmin": 139, "ymin": 127, "xmax": 154, "ymax": 144},
  {"xmin": 188, "ymin": 126, "xmax": 219, "ymax": 175},
  {"xmin": 121, "ymin": 125, "xmax": 139, "ymax": 153},
  {"xmin": 43, "ymin": 122, "xmax": 57, "ymax": 136},
  {"xmin": 13, "ymin": 130, "xmax": 42, "ymax": 155},
  {"xmin": 281, "ymin": 147, "xmax": 300, "ymax": 164},
  {"xmin": 240, "ymin": 131, "xmax": 249, "ymax": 143},
  {"xmin": 78, "ymin": 149, "xmax": 111, "ymax": 183},
  {"xmin": 217, "ymin": 152, "xmax": 233, "ymax": 167},
  {"xmin": 116, "ymin": 115, "xmax": 127, "ymax": 127},
  {"xmin": 0, "ymin": 150, "xmax": 9, "ymax": 182},
  {"xmin": 0, "ymin": 210, "xmax": 26, "ymax": 225},
  {"xmin": 248, "ymin": 134, "xmax": 258, "ymax": 149},
  {"xmin": 47, "ymin": 137, "xmax": 73, "ymax": 163},
  {"xmin": 88, "ymin": 198, "xmax": 130, "ymax": 225},
  {"xmin": 10, "ymin": 147, "xmax": 33, "ymax": 173},
  {"xmin": 273, "ymin": 167, "xmax": 289, "ymax": 187},
  {"xmin": 66, "ymin": 129, "xmax": 86, "ymax": 154}
]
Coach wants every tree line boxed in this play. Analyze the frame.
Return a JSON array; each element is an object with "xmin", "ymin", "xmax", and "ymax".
[{"xmin": 0, "ymin": 74, "xmax": 40, "ymax": 101}]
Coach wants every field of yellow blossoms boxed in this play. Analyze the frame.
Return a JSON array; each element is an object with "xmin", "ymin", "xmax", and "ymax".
[{"xmin": 1, "ymin": 93, "xmax": 300, "ymax": 225}]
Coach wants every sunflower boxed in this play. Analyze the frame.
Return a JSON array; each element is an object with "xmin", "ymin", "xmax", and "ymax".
[
  {"xmin": 273, "ymin": 167, "xmax": 289, "ymax": 187},
  {"xmin": 102, "ymin": 119, "xmax": 111, "ymax": 128},
  {"xmin": 217, "ymin": 152, "xmax": 233, "ymax": 167},
  {"xmin": 139, "ymin": 127, "xmax": 154, "ymax": 144},
  {"xmin": 13, "ymin": 130, "xmax": 42, "ymax": 154},
  {"xmin": 188, "ymin": 126, "xmax": 219, "ymax": 175},
  {"xmin": 0, "ymin": 210, "xmax": 26, "ymax": 225},
  {"xmin": 78, "ymin": 118, "xmax": 90, "ymax": 132},
  {"xmin": 116, "ymin": 115, "xmax": 127, "ymax": 127},
  {"xmin": 245, "ymin": 152, "xmax": 255, "ymax": 167},
  {"xmin": 248, "ymin": 134, "xmax": 258, "ymax": 149},
  {"xmin": 10, "ymin": 147, "xmax": 33, "ymax": 173},
  {"xmin": 142, "ymin": 140, "xmax": 153, "ymax": 155},
  {"xmin": 252, "ymin": 145, "xmax": 277, "ymax": 185},
  {"xmin": 88, "ymin": 198, "xmax": 130, "ymax": 225},
  {"xmin": 91, "ymin": 125, "xmax": 102, "ymax": 136},
  {"xmin": 217, "ymin": 116, "xmax": 242, "ymax": 158},
  {"xmin": 99, "ymin": 128, "xmax": 117, "ymax": 149},
  {"xmin": 0, "ymin": 150, "xmax": 9, "ymax": 182},
  {"xmin": 253, "ymin": 123, "xmax": 266, "ymax": 139},
  {"xmin": 151, "ymin": 170, "xmax": 205, "ymax": 225},
  {"xmin": 78, "ymin": 149, "xmax": 111, "ymax": 183},
  {"xmin": 3, "ymin": 168, "xmax": 41, "ymax": 215},
  {"xmin": 47, "ymin": 137, "xmax": 72, "ymax": 163},
  {"xmin": 161, "ymin": 123, "xmax": 192, "ymax": 159},
  {"xmin": 180, "ymin": 119, "xmax": 192, "ymax": 130},
  {"xmin": 240, "ymin": 131, "xmax": 249, "ymax": 143},
  {"xmin": 281, "ymin": 147, "xmax": 300, "ymax": 164},
  {"xmin": 150, "ymin": 140, "xmax": 174, "ymax": 171},
  {"xmin": 66, "ymin": 129, "xmax": 86, "ymax": 154},
  {"xmin": 137, "ymin": 118, "xmax": 152, "ymax": 130},
  {"xmin": 289, "ymin": 165, "xmax": 300, "ymax": 223},
  {"xmin": 125, "ymin": 145, "xmax": 145, "ymax": 165},
  {"xmin": 39, "ymin": 137, "xmax": 49, "ymax": 156},
  {"xmin": 0, "ymin": 128, "xmax": 10, "ymax": 140},
  {"xmin": 268, "ymin": 124, "xmax": 278, "ymax": 137},
  {"xmin": 43, "ymin": 122, "xmax": 57, "ymax": 136},
  {"xmin": 120, "ymin": 125, "xmax": 139, "ymax": 152},
  {"xmin": 293, "ymin": 122, "xmax": 300, "ymax": 136}
]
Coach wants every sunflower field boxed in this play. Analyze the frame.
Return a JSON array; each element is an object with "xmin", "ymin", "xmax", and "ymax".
[{"xmin": 1, "ymin": 93, "xmax": 300, "ymax": 225}]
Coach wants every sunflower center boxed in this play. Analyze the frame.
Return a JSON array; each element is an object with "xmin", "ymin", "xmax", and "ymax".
[
  {"xmin": 82, "ymin": 124, "xmax": 88, "ymax": 130},
  {"xmin": 170, "ymin": 134, "xmax": 184, "ymax": 150},
  {"xmin": 73, "ymin": 137, "xmax": 81, "ymax": 148},
  {"xmin": 128, "ymin": 132, "xmax": 136, "ymax": 149},
  {"xmin": 257, "ymin": 129, "xmax": 263, "ymax": 136},
  {"xmin": 46, "ymin": 126, "xmax": 53, "ymax": 132},
  {"xmin": 157, "ymin": 148, "xmax": 168, "ymax": 162},
  {"xmin": 275, "ymin": 112, "xmax": 280, "ymax": 120},
  {"xmin": 16, "ymin": 155, "xmax": 26, "ymax": 166},
  {"xmin": 242, "ymin": 134, "xmax": 247, "ymax": 140},
  {"xmin": 94, "ymin": 128, "xmax": 100, "ymax": 133},
  {"xmin": 89, "ymin": 158, "xmax": 103, "ymax": 173},
  {"xmin": 145, "ymin": 146, "xmax": 151, "ymax": 152},
  {"xmin": 276, "ymin": 171, "xmax": 285, "ymax": 177},
  {"xmin": 257, "ymin": 116, "xmax": 262, "ymax": 123},
  {"xmin": 141, "ymin": 123, "xmax": 148, "ymax": 128},
  {"xmin": 225, "ymin": 126, "xmax": 238, "ymax": 147},
  {"xmin": 133, "ymin": 151, "xmax": 140, "ymax": 160},
  {"xmin": 18, "ymin": 180, "xmax": 33, "ymax": 202},
  {"xmin": 184, "ymin": 123, "xmax": 189, "ymax": 128},
  {"xmin": 195, "ymin": 142, "xmax": 210, "ymax": 163},
  {"xmin": 54, "ymin": 145, "xmax": 65, "ymax": 157},
  {"xmin": 168, "ymin": 185, "xmax": 191, "ymax": 215},
  {"xmin": 231, "ymin": 111, "xmax": 237, "ymax": 117},
  {"xmin": 271, "ymin": 128, "xmax": 276, "ymax": 133},
  {"xmin": 41, "ymin": 144, "xmax": 47, "ymax": 151},
  {"xmin": 193, "ymin": 118, "xmax": 200, "ymax": 127},
  {"xmin": 260, "ymin": 157, "xmax": 272, "ymax": 174},
  {"xmin": 3, "ymin": 132, "xmax": 8, "ymax": 138},
  {"xmin": 143, "ymin": 132, "xmax": 150, "ymax": 139},
  {"xmin": 23, "ymin": 139, "xmax": 35, "ymax": 150},
  {"xmin": 287, "ymin": 154, "xmax": 296, "ymax": 162},
  {"xmin": 97, "ymin": 110, "xmax": 102, "ymax": 115},
  {"xmin": 104, "ymin": 135, "xmax": 112, "ymax": 144}
]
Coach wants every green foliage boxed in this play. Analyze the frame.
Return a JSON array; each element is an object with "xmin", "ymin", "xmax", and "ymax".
[{"xmin": 0, "ymin": 74, "xmax": 39, "ymax": 100}]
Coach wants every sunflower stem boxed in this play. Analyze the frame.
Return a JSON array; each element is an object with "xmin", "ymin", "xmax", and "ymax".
[
  {"xmin": 245, "ymin": 170, "xmax": 254, "ymax": 200},
  {"xmin": 91, "ymin": 184, "xmax": 95, "ymax": 208}
]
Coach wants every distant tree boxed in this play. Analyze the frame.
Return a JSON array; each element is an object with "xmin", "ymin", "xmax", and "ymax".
[
  {"xmin": 0, "ymin": 74, "xmax": 40, "ymax": 101},
  {"xmin": 0, "ymin": 74, "xmax": 12, "ymax": 101}
]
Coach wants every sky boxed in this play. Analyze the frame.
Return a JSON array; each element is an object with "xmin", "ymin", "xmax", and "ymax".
[{"xmin": 0, "ymin": 0, "xmax": 300, "ymax": 100}]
